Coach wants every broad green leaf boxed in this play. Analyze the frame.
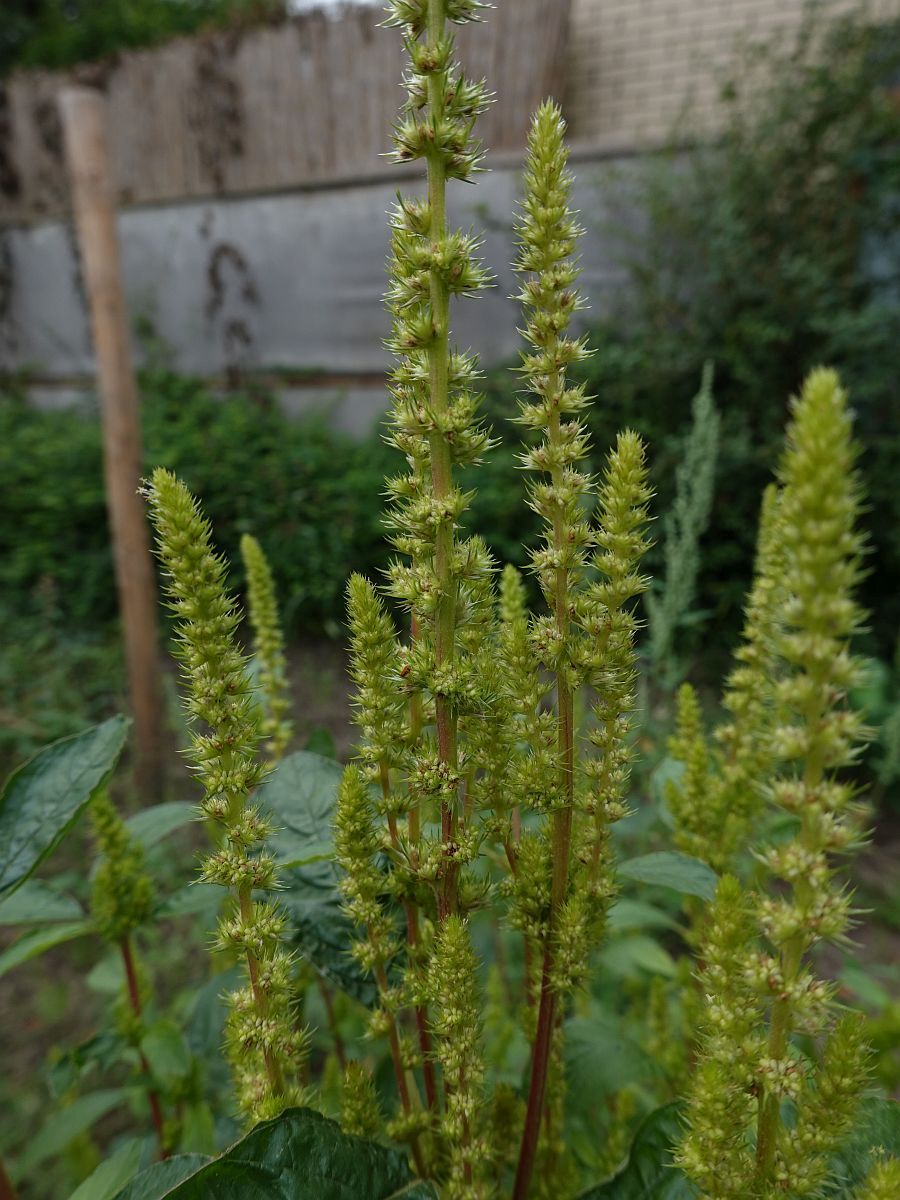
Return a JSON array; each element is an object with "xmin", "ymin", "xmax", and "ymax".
[
  {"xmin": 68, "ymin": 1139, "xmax": 144, "ymax": 1200},
  {"xmin": 0, "ymin": 920, "xmax": 92, "ymax": 979},
  {"xmin": 141, "ymin": 1020, "xmax": 192, "ymax": 1088},
  {"xmin": 618, "ymin": 852, "xmax": 717, "ymax": 901},
  {"xmin": 17, "ymin": 1088, "xmax": 129, "ymax": 1175},
  {"xmin": 157, "ymin": 882, "xmax": 220, "ymax": 919},
  {"xmin": 48, "ymin": 1031, "xmax": 125, "ymax": 1098},
  {"xmin": 112, "ymin": 1156, "xmax": 211, "ymax": 1200},
  {"xmin": 0, "ymin": 715, "xmax": 129, "ymax": 897},
  {"xmin": 598, "ymin": 935, "xmax": 677, "ymax": 980},
  {"xmin": 125, "ymin": 802, "xmax": 196, "ymax": 848},
  {"xmin": 580, "ymin": 1102, "xmax": 697, "ymax": 1199},
  {"xmin": 0, "ymin": 879, "xmax": 83, "ymax": 924},
  {"xmin": 157, "ymin": 1106, "xmax": 438, "ymax": 1198},
  {"xmin": 565, "ymin": 1009, "xmax": 659, "ymax": 1099},
  {"xmin": 608, "ymin": 898, "xmax": 678, "ymax": 934},
  {"xmin": 281, "ymin": 861, "xmax": 379, "ymax": 1007},
  {"xmin": 257, "ymin": 750, "xmax": 343, "ymax": 867}
]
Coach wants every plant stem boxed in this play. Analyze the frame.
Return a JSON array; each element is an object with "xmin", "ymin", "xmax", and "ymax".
[
  {"xmin": 375, "ymin": 963, "xmax": 428, "ymax": 1178},
  {"xmin": 0, "ymin": 1158, "xmax": 19, "ymax": 1200},
  {"xmin": 424, "ymin": 0, "xmax": 460, "ymax": 925},
  {"xmin": 119, "ymin": 936, "xmax": 168, "ymax": 1159},
  {"xmin": 513, "ymin": 388, "xmax": 576, "ymax": 1200},
  {"xmin": 379, "ymin": 763, "xmax": 439, "ymax": 1113},
  {"xmin": 238, "ymin": 886, "xmax": 286, "ymax": 1098},
  {"xmin": 318, "ymin": 981, "xmax": 346, "ymax": 1071}
]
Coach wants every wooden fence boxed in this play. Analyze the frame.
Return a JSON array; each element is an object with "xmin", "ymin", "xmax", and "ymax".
[{"xmin": 0, "ymin": 1, "xmax": 570, "ymax": 223}]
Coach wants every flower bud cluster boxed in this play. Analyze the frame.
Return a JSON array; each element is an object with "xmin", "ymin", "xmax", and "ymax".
[
  {"xmin": 668, "ymin": 485, "xmax": 784, "ymax": 873},
  {"xmin": 676, "ymin": 877, "xmax": 761, "ymax": 1196},
  {"xmin": 89, "ymin": 791, "xmax": 155, "ymax": 944},
  {"xmin": 341, "ymin": 1061, "xmax": 382, "ymax": 1139},
  {"xmin": 679, "ymin": 372, "xmax": 874, "ymax": 1197},
  {"xmin": 146, "ymin": 469, "xmax": 305, "ymax": 1124},
  {"xmin": 240, "ymin": 533, "xmax": 293, "ymax": 763},
  {"xmin": 425, "ymin": 916, "xmax": 488, "ymax": 1197}
]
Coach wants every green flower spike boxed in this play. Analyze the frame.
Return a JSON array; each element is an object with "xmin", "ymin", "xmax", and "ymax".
[
  {"xmin": 426, "ymin": 915, "xmax": 488, "ymax": 1198},
  {"xmin": 680, "ymin": 370, "xmax": 873, "ymax": 1198},
  {"xmin": 341, "ymin": 1061, "xmax": 383, "ymax": 1140},
  {"xmin": 90, "ymin": 791, "xmax": 154, "ymax": 945},
  {"xmin": 754, "ymin": 369, "xmax": 869, "ymax": 1189},
  {"xmin": 240, "ymin": 533, "xmax": 293, "ymax": 763},
  {"xmin": 383, "ymin": 0, "xmax": 493, "ymax": 925},
  {"xmin": 511, "ymin": 101, "xmax": 652, "ymax": 1200},
  {"xmin": 146, "ymin": 469, "xmax": 306, "ymax": 1124},
  {"xmin": 854, "ymin": 1157, "xmax": 900, "ymax": 1198}
]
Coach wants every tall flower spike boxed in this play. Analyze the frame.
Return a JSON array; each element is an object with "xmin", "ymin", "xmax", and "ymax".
[
  {"xmin": 676, "ymin": 876, "xmax": 762, "ymax": 1196},
  {"xmin": 680, "ymin": 371, "xmax": 873, "ymax": 1199},
  {"xmin": 426, "ymin": 916, "xmax": 488, "ymax": 1198},
  {"xmin": 511, "ymin": 104, "xmax": 652, "ymax": 1200},
  {"xmin": 90, "ymin": 791, "xmax": 154, "ymax": 945},
  {"xmin": 240, "ymin": 533, "xmax": 293, "ymax": 763},
  {"xmin": 146, "ymin": 469, "xmax": 306, "ymax": 1124},
  {"xmin": 383, "ymin": 0, "xmax": 493, "ymax": 925},
  {"xmin": 668, "ymin": 483, "xmax": 785, "ymax": 875},
  {"xmin": 754, "ymin": 368, "xmax": 870, "ymax": 1189}
]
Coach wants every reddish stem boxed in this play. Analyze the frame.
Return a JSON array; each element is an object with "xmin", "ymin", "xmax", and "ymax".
[
  {"xmin": 119, "ymin": 937, "xmax": 169, "ymax": 1159},
  {"xmin": 318, "ymin": 981, "xmax": 347, "ymax": 1071},
  {"xmin": 512, "ymin": 958, "xmax": 556, "ymax": 1200},
  {"xmin": 0, "ymin": 1158, "xmax": 19, "ymax": 1200}
]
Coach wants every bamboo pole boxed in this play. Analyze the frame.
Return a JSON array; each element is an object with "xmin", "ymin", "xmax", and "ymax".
[{"xmin": 59, "ymin": 86, "xmax": 163, "ymax": 798}]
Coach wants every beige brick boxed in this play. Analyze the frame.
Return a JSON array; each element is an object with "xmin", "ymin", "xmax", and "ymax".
[{"xmin": 566, "ymin": 0, "xmax": 900, "ymax": 145}]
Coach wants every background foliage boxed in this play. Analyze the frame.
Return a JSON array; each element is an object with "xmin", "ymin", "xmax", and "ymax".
[{"xmin": 0, "ymin": 1, "xmax": 285, "ymax": 78}]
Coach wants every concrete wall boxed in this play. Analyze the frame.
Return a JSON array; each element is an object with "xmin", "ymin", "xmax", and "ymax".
[
  {"xmin": 566, "ymin": 0, "xmax": 900, "ymax": 148},
  {"xmin": 0, "ymin": 156, "xmax": 635, "ymax": 435}
]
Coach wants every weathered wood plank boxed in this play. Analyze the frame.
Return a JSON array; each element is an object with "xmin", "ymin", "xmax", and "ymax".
[{"xmin": 0, "ymin": 1, "xmax": 569, "ymax": 222}]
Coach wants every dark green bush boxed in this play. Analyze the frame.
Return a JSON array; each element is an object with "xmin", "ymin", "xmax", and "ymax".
[
  {"xmin": 0, "ymin": 0, "xmax": 284, "ymax": 77},
  {"xmin": 549, "ymin": 10, "xmax": 900, "ymax": 657},
  {"xmin": 0, "ymin": 373, "xmax": 395, "ymax": 639}
]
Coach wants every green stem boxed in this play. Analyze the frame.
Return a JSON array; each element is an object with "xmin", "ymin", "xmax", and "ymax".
[
  {"xmin": 514, "ymin": 373, "xmax": 575, "ymax": 1200},
  {"xmin": 238, "ymin": 886, "xmax": 286, "ymax": 1098},
  {"xmin": 755, "ymin": 681, "xmax": 827, "ymax": 1183},
  {"xmin": 424, "ymin": 0, "xmax": 460, "ymax": 924}
]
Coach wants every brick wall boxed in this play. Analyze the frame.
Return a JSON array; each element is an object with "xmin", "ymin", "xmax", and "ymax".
[{"xmin": 565, "ymin": 0, "xmax": 900, "ymax": 149}]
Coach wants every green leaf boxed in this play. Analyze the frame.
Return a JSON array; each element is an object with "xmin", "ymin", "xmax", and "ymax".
[
  {"xmin": 68, "ymin": 1139, "xmax": 144, "ymax": 1200},
  {"xmin": 598, "ymin": 935, "xmax": 677, "ymax": 980},
  {"xmin": 112, "ymin": 1156, "xmax": 212, "ymax": 1200},
  {"xmin": 155, "ymin": 1106, "xmax": 437, "ymax": 1198},
  {"xmin": 607, "ymin": 899, "xmax": 678, "ymax": 934},
  {"xmin": 0, "ymin": 920, "xmax": 92, "ymax": 979},
  {"xmin": 618, "ymin": 852, "xmax": 717, "ymax": 901},
  {"xmin": 141, "ymin": 1019, "xmax": 192, "ymax": 1087},
  {"xmin": 17, "ymin": 1089, "xmax": 129, "ymax": 1175},
  {"xmin": 125, "ymin": 802, "xmax": 196, "ymax": 848},
  {"xmin": 281, "ymin": 861, "xmax": 379, "ymax": 1007},
  {"xmin": 827, "ymin": 1096, "xmax": 900, "ymax": 1195},
  {"xmin": 157, "ymin": 882, "xmax": 220, "ymax": 919},
  {"xmin": 565, "ymin": 1008, "xmax": 659, "ymax": 1099},
  {"xmin": 580, "ymin": 1102, "xmax": 697, "ymax": 1198},
  {"xmin": 0, "ymin": 878, "xmax": 83, "ymax": 924},
  {"xmin": 0, "ymin": 715, "xmax": 129, "ymax": 898},
  {"xmin": 257, "ymin": 750, "xmax": 343, "ymax": 867}
]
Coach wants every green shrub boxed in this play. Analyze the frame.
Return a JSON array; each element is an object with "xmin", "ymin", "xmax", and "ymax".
[
  {"xmin": 514, "ymin": 9, "xmax": 900, "ymax": 659},
  {"xmin": 0, "ymin": 374, "xmax": 395, "ymax": 639}
]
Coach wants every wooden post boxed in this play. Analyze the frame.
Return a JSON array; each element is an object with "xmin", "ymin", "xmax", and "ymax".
[{"xmin": 59, "ymin": 86, "xmax": 163, "ymax": 798}]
